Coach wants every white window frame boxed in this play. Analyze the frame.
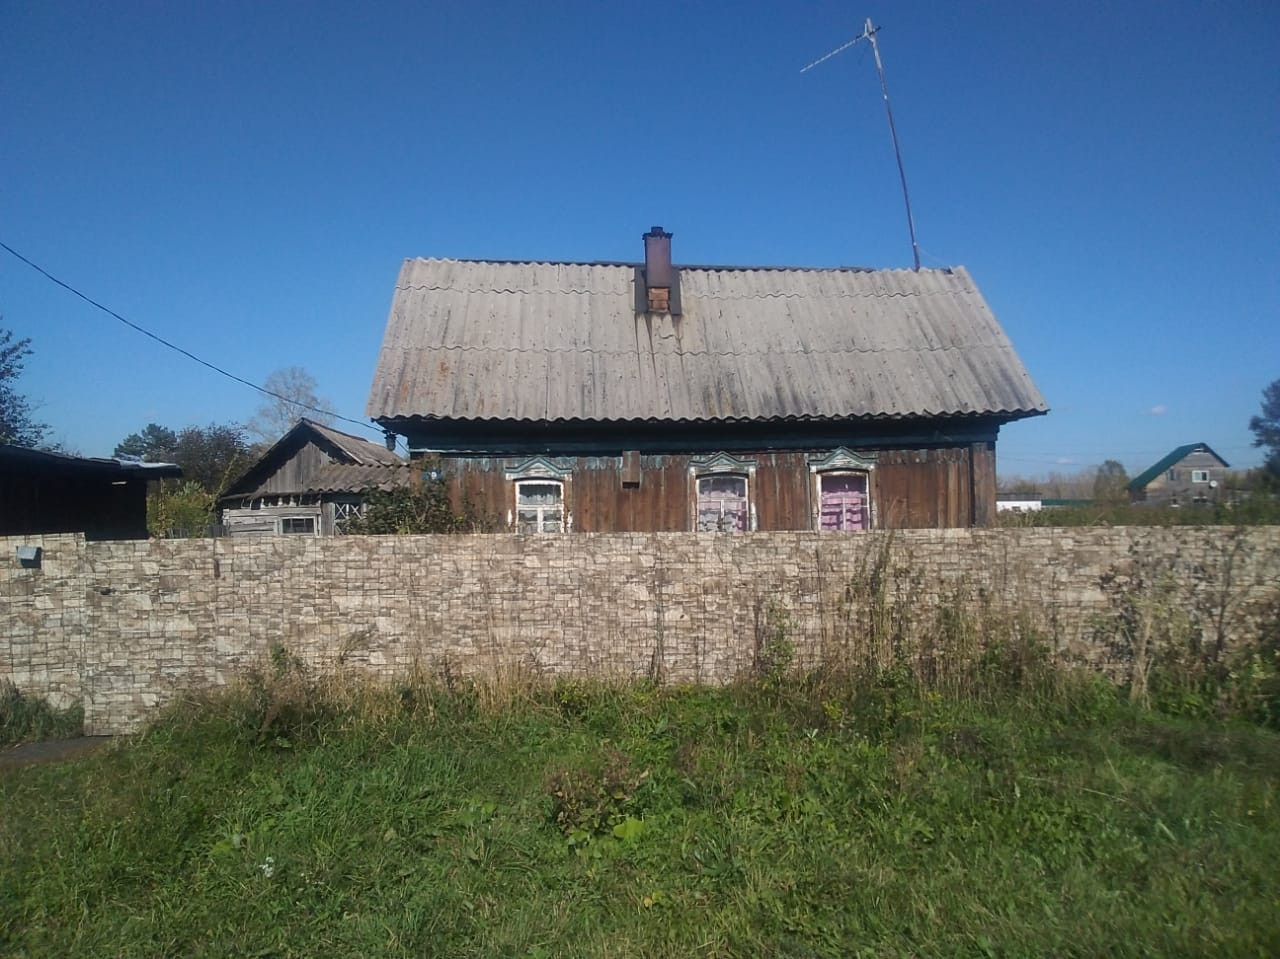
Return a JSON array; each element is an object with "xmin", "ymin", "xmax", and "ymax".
[
  {"xmin": 808, "ymin": 447, "xmax": 877, "ymax": 530},
  {"xmin": 513, "ymin": 479, "xmax": 566, "ymax": 534},
  {"xmin": 1191, "ymin": 470, "xmax": 1210, "ymax": 483},
  {"xmin": 814, "ymin": 470, "xmax": 873, "ymax": 531},
  {"xmin": 504, "ymin": 456, "xmax": 573, "ymax": 534},
  {"xmin": 690, "ymin": 453, "xmax": 757, "ymax": 532},
  {"xmin": 695, "ymin": 473, "xmax": 752, "ymax": 532}
]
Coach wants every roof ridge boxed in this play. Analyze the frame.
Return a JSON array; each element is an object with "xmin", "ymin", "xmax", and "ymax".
[
  {"xmin": 396, "ymin": 344, "xmax": 1014, "ymax": 357},
  {"xmin": 396, "ymin": 283, "xmax": 970, "ymax": 299},
  {"xmin": 406, "ymin": 257, "xmax": 957, "ymax": 274}
]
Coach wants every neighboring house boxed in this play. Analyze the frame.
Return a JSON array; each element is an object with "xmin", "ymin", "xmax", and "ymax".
[
  {"xmin": 1128, "ymin": 443, "xmax": 1230, "ymax": 507},
  {"xmin": 218, "ymin": 419, "xmax": 411, "ymax": 536},
  {"xmin": 366, "ymin": 226, "xmax": 1048, "ymax": 532},
  {"xmin": 0, "ymin": 443, "xmax": 181, "ymax": 540}
]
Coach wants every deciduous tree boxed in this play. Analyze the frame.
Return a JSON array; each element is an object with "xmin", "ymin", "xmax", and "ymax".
[
  {"xmin": 0, "ymin": 326, "xmax": 48, "ymax": 447},
  {"xmin": 1093, "ymin": 459, "xmax": 1130, "ymax": 505},
  {"xmin": 1249, "ymin": 378, "xmax": 1280, "ymax": 485},
  {"xmin": 248, "ymin": 366, "xmax": 333, "ymax": 445},
  {"xmin": 113, "ymin": 421, "xmax": 252, "ymax": 495}
]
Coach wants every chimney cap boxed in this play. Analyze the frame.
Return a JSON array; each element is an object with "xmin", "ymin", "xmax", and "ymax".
[{"xmin": 644, "ymin": 225, "xmax": 672, "ymax": 239}]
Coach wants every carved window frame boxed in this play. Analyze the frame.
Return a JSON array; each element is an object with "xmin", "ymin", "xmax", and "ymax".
[
  {"xmin": 690, "ymin": 452, "xmax": 756, "ymax": 532},
  {"xmin": 809, "ymin": 448, "xmax": 877, "ymax": 531},
  {"xmin": 505, "ymin": 456, "xmax": 573, "ymax": 533}
]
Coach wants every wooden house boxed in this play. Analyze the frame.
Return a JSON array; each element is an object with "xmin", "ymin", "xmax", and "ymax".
[
  {"xmin": 218, "ymin": 419, "xmax": 411, "ymax": 536},
  {"xmin": 1127, "ymin": 442, "xmax": 1230, "ymax": 507},
  {"xmin": 366, "ymin": 227, "xmax": 1047, "ymax": 532},
  {"xmin": 0, "ymin": 443, "xmax": 181, "ymax": 540}
]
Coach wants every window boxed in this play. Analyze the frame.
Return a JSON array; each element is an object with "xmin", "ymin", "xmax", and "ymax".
[
  {"xmin": 515, "ymin": 480, "xmax": 564, "ymax": 533},
  {"xmin": 817, "ymin": 472, "xmax": 870, "ymax": 530},
  {"xmin": 696, "ymin": 474, "xmax": 749, "ymax": 531},
  {"xmin": 281, "ymin": 517, "xmax": 315, "ymax": 534},
  {"xmin": 1191, "ymin": 470, "xmax": 1210, "ymax": 483},
  {"xmin": 1167, "ymin": 469, "xmax": 1178, "ymax": 481}
]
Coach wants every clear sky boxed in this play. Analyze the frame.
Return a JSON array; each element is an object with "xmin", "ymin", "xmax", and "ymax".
[{"xmin": 2, "ymin": 0, "xmax": 1277, "ymax": 478}]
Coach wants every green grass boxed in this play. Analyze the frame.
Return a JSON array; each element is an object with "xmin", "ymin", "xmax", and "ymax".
[
  {"xmin": 0, "ymin": 681, "xmax": 83, "ymax": 746},
  {"xmin": 2, "ymin": 670, "xmax": 1278, "ymax": 958},
  {"xmin": 996, "ymin": 495, "xmax": 1280, "ymax": 527}
]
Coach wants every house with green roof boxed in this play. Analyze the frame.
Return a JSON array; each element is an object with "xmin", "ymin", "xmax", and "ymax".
[{"xmin": 1127, "ymin": 443, "xmax": 1230, "ymax": 506}]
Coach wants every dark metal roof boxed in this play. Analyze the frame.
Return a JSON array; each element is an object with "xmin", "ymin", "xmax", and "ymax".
[
  {"xmin": 1128, "ymin": 443, "xmax": 1230, "ymax": 490},
  {"xmin": 0, "ymin": 443, "xmax": 182, "ymax": 479},
  {"xmin": 367, "ymin": 259, "xmax": 1048, "ymax": 425}
]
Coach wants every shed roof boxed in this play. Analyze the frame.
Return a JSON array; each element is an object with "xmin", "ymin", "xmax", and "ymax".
[
  {"xmin": 0, "ymin": 443, "xmax": 182, "ymax": 480},
  {"xmin": 1127, "ymin": 443, "xmax": 1230, "ymax": 490},
  {"xmin": 367, "ymin": 258, "xmax": 1048, "ymax": 426}
]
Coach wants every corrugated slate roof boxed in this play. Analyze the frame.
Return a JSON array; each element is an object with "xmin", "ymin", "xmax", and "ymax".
[
  {"xmin": 305, "ymin": 420, "xmax": 403, "ymax": 466},
  {"xmin": 1127, "ymin": 443, "xmax": 1230, "ymax": 490},
  {"xmin": 300, "ymin": 462, "xmax": 414, "ymax": 495},
  {"xmin": 367, "ymin": 259, "xmax": 1047, "ymax": 425}
]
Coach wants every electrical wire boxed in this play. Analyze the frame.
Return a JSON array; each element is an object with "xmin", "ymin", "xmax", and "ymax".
[{"xmin": 0, "ymin": 238, "xmax": 402, "ymax": 450}]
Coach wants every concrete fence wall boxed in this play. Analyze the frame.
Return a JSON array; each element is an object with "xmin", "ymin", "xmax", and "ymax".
[{"xmin": 3, "ymin": 528, "xmax": 1278, "ymax": 734}]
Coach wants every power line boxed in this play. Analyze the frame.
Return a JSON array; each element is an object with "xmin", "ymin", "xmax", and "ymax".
[{"xmin": 0, "ymin": 238, "xmax": 397, "ymax": 448}]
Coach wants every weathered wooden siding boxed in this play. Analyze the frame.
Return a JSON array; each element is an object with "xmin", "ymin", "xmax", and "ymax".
[
  {"xmin": 246, "ymin": 441, "xmax": 331, "ymax": 498},
  {"xmin": 222, "ymin": 503, "xmax": 332, "ymax": 537},
  {"xmin": 441, "ymin": 445, "xmax": 995, "ymax": 531}
]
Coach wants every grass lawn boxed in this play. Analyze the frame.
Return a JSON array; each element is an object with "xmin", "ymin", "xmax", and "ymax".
[{"xmin": 2, "ymin": 671, "xmax": 1278, "ymax": 958}]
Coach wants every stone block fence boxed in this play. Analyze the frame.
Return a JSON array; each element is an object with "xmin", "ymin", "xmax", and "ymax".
[{"xmin": 2, "ymin": 528, "xmax": 1278, "ymax": 734}]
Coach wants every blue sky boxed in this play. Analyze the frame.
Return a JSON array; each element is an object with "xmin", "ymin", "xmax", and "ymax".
[{"xmin": 2, "ymin": 0, "xmax": 1277, "ymax": 478}]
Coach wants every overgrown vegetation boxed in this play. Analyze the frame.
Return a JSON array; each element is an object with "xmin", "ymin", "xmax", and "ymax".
[
  {"xmin": 0, "ymin": 681, "xmax": 83, "ymax": 746},
  {"xmin": 998, "ymin": 495, "xmax": 1280, "ymax": 527},
  {"xmin": 114, "ymin": 421, "xmax": 255, "ymax": 537},
  {"xmin": 3, "ymin": 631, "xmax": 1279, "ymax": 956},
  {"xmin": 341, "ymin": 470, "xmax": 495, "ymax": 534}
]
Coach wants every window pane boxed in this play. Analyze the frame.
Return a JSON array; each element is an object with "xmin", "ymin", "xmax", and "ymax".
[
  {"xmin": 518, "ymin": 483, "xmax": 562, "ymax": 507},
  {"xmin": 819, "ymin": 474, "xmax": 868, "ymax": 531},
  {"xmin": 699, "ymin": 476, "xmax": 746, "ymax": 497},
  {"xmin": 696, "ymin": 475, "xmax": 748, "ymax": 531}
]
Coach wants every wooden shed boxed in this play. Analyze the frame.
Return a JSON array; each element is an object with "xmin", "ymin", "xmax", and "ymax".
[
  {"xmin": 366, "ymin": 228, "xmax": 1048, "ymax": 532},
  {"xmin": 0, "ymin": 443, "xmax": 180, "ymax": 540},
  {"xmin": 218, "ymin": 419, "xmax": 411, "ymax": 536}
]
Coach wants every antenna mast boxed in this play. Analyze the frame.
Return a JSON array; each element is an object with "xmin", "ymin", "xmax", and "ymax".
[{"xmin": 802, "ymin": 18, "xmax": 921, "ymax": 271}]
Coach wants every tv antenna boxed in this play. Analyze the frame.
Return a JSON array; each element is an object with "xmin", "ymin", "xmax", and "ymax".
[{"xmin": 802, "ymin": 18, "xmax": 921, "ymax": 271}]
